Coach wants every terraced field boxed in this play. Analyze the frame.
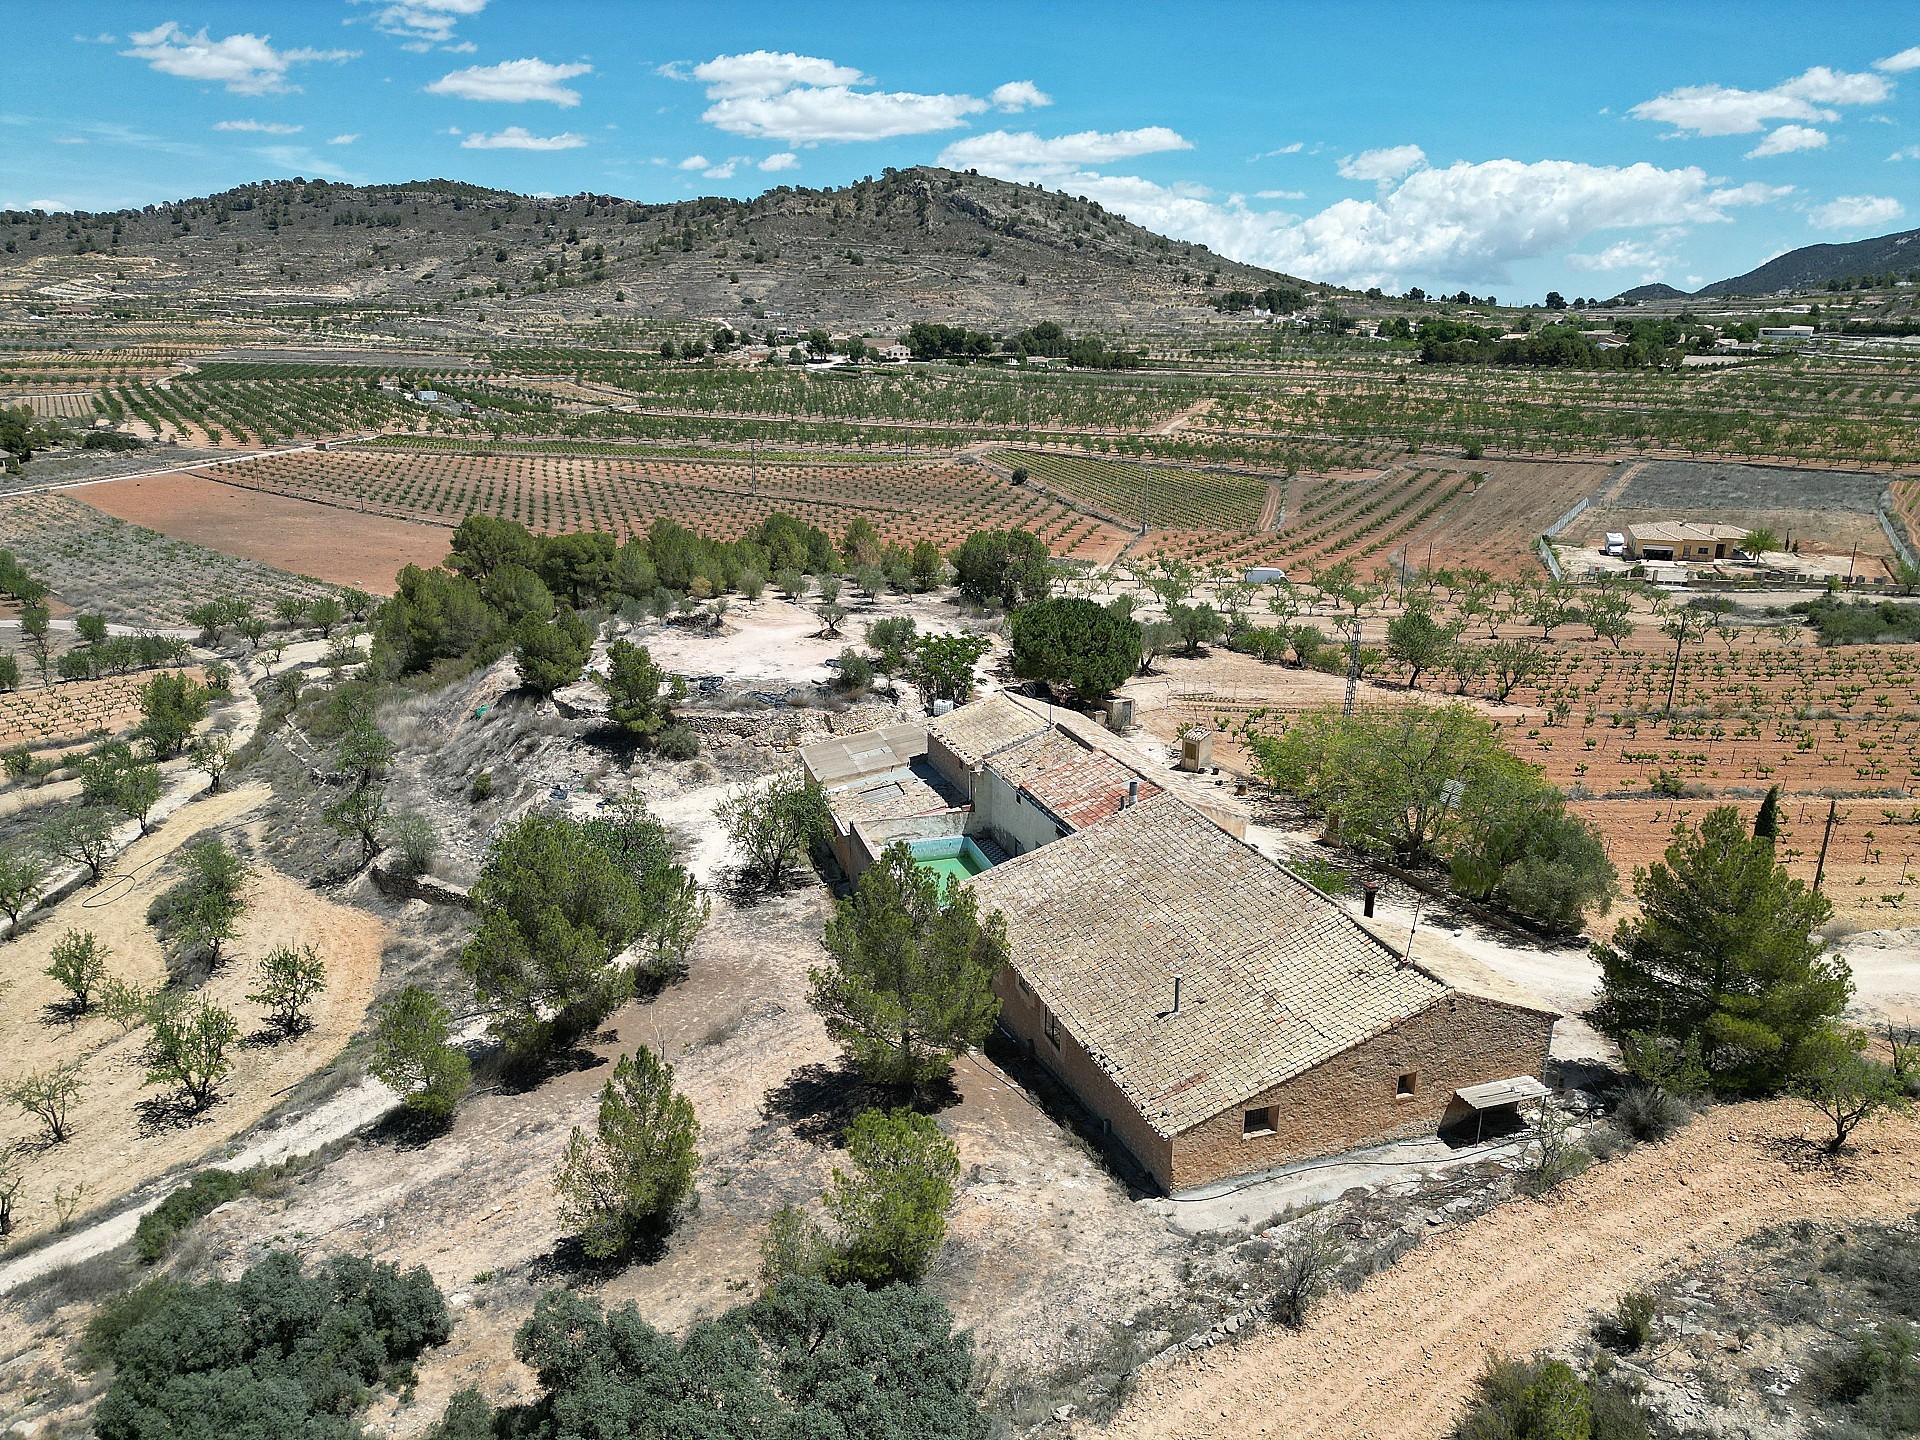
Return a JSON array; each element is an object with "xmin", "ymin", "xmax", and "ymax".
[
  {"xmin": 986, "ymin": 449, "xmax": 1271, "ymax": 532},
  {"xmin": 197, "ymin": 446, "xmax": 1134, "ymax": 562}
]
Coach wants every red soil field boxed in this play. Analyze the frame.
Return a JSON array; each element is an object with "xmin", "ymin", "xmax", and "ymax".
[{"xmin": 79, "ymin": 472, "xmax": 452, "ymax": 593}]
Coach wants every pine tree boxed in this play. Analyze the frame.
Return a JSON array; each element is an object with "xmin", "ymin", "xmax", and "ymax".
[
  {"xmin": 1594, "ymin": 807, "xmax": 1850, "ymax": 1095},
  {"xmin": 553, "ymin": 1047, "xmax": 699, "ymax": 1259},
  {"xmin": 809, "ymin": 843, "xmax": 1006, "ymax": 1089}
]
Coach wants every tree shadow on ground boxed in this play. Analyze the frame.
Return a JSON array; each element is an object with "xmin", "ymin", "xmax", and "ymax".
[
  {"xmin": 1761, "ymin": 1132, "xmax": 1854, "ymax": 1176},
  {"xmin": 714, "ymin": 864, "xmax": 811, "ymax": 908},
  {"xmin": 366, "ymin": 1106, "xmax": 455, "ymax": 1152},
  {"xmin": 529, "ymin": 1223, "xmax": 669, "ymax": 1284},
  {"xmin": 134, "ymin": 1092, "xmax": 217, "ymax": 1139},
  {"xmin": 761, "ymin": 1061, "xmax": 961, "ymax": 1147},
  {"xmin": 488, "ymin": 1039, "xmax": 612, "ymax": 1096}
]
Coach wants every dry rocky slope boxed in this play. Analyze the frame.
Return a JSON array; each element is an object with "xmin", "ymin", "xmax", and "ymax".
[{"xmin": 0, "ymin": 168, "xmax": 1307, "ymax": 329}]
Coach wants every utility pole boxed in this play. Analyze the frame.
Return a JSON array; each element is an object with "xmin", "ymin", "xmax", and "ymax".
[
  {"xmin": 1344, "ymin": 610, "xmax": 1361, "ymax": 716},
  {"xmin": 1813, "ymin": 798, "xmax": 1839, "ymax": 892}
]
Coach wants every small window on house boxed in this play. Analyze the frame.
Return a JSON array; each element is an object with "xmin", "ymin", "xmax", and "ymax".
[
  {"xmin": 1243, "ymin": 1106, "xmax": 1275, "ymax": 1137},
  {"xmin": 1396, "ymin": 1071, "xmax": 1419, "ymax": 1098},
  {"xmin": 1043, "ymin": 1009, "xmax": 1060, "ymax": 1047}
]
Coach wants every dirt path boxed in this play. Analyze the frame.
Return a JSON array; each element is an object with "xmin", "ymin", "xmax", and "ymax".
[
  {"xmin": 1255, "ymin": 484, "xmax": 1282, "ymax": 531},
  {"xmin": 1093, "ymin": 1100, "xmax": 1920, "ymax": 1440}
]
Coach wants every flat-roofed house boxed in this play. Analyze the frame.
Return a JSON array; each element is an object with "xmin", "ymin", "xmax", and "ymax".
[{"xmin": 1623, "ymin": 522, "xmax": 1748, "ymax": 562}]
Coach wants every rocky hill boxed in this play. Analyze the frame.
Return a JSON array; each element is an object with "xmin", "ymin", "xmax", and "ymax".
[
  {"xmin": 1696, "ymin": 226, "xmax": 1920, "ymax": 296},
  {"xmin": 0, "ymin": 168, "xmax": 1308, "ymax": 332}
]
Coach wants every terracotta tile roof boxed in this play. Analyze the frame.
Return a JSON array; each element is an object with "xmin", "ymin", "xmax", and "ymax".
[
  {"xmin": 926, "ymin": 693, "xmax": 1050, "ymax": 768},
  {"xmin": 986, "ymin": 729, "xmax": 1161, "ymax": 832},
  {"xmin": 966, "ymin": 793, "xmax": 1454, "ymax": 1136}
]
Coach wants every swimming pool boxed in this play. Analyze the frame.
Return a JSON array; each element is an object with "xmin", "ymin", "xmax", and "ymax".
[{"xmin": 908, "ymin": 836, "xmax": 994, "ymax": 887}]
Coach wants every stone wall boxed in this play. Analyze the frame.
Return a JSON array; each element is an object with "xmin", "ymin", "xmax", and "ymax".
[
  {"xmin": 1166, "ymin": 993, "xmax": 1553, "ymax": 1191},
  {"xmin": 993, "ymin": 968, "xmax": 1174, "ymax": 1186},
  {"xmin": 995, "ymin": 971, "xmax": 1552, "ymax": 1193}
]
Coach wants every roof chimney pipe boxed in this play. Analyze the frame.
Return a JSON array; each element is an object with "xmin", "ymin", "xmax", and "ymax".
[
  {"xmin": 1124, "ymin": 777, "xmax": 1140, "ymax": 810},
  {"xmin": 1171, "ymin": 974, "xmax": 1182, "ymax": 1015}
]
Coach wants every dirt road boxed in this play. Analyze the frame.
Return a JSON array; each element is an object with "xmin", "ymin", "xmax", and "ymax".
[{"xmin": 1094, "ymin": 1100, "xmax": 1920, "ymax": 1440}]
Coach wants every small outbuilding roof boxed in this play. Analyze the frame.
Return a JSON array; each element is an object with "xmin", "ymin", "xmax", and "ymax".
[
  {"xmin": 926, "ymin": 693, "xmax": 1051, "ymax": 768},
  {"xmin": 799, "ymin": 722, "xmax": 928, "ymax": 791},
  {"xmin": 1455, "ymin": 1075, "xmax": 1550, "ymax": 1110},
  {"xmin": 965, "ymin": 793, "xmax": 1456, "ymax": 1136},
  {"xmin": 1624, "ymin": 522, "xmax": 1747, "ymax": 546}
]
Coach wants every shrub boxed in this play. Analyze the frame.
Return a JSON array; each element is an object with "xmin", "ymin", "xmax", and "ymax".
[
  {"xmin": 134, "ymin": 1167, "xmax": 258, "ymax": 1263},
  {"xmin": 386, "ymin": 812, "xmax": 437, "ymax": 877},
  {"xmin": 493, "ymin": 1279, "xmax": 988, "ymax": 1440},
  {"xmin": 1611, "ymin": 1081, "xmax": 1690, "ymax": 1143},
  {"xmin": 1270, "ymin": 1227, "xmax": 1339, "ymax": 1329},
  {"xmin": 91, "ymin": 1252, "xmax": 450, "ymax": 1440},
  {"xmin": 1603, "ymin": 1290, "xmax": 1658, "ymax": 1352},
  {"xmin": 655, "ymin": 721, "xmax": 700, "ymax": 760},
  {"xmin": 1519, "ymin": 1100, "xmax": 1590, "ymax": 1196}
]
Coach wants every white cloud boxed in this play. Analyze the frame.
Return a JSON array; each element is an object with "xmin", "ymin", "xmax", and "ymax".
[
  {"xmin": 1007, "ymin": 156, "xmax": 1792, "ymax": 291},
  {"xmin": 758, "ymin": 151, "xmax": 799, "ymax": 172},
  {"xmin": 1710, "ymin": 181, "xmax": 1796, "ymax": 206},
  {"xmin": 937, "ymin": 126, "xmax": 1191, "ymax": 175},
  {"xmin": 427, "ymin": 58, "xmax": 591, "ymax": 106},
  {"xmin": 1337, "ymin": 144, "xmax": 1426, "ymax": 182},
  {"xmin": 461, "ymin": 126, "xmax": 586, "ymax": 150},
  {"xmin": 1630, "ymin": 65, "xmax": 1890, "ymax": 136},
  {"xmin": 363, "ymin": 0, "xmax": 488, "ymax": 49},
  {"xmin": 1891, "ymin": 145, "xmax": 1920, "ymax": 161},
  {"xmin": 1874, "ymin": 46, "xmax": 1920, "ymax": 73},
  {"xmin": 122, "ymin": 21, "xmax": 356, "ymax": 95},
  {"xmin": 213, "ymin": 119, "xmax": 302, "ymax": 135},
  {"xmin": 705, "ymin": 86, "xmax": 984, "ymax": 143},
  {"xmin": 677, "ymin": 154, "xmax": 709, "ymax": 170},
  {"xmin": 1255, "ymin": 189, "xmax": 1306, "ymax": 200},
  {"xmin": 680, "ymin": 50, "xmax": 865, "ymax": 99},
  {"xmin": 329, "ymin": 133, "xmax": 359, "ymax": 145},
  {"xmin": 1808, "ymin": 194, "xmax": 1906, "ymax": 231},
  {"xmin": 1253, "ymin": 142, "xmax": 1305, "ymax": 159},
  {"xmin": 703, "ymin": 158, "xmax": 741, "ymax": 180},
  {"xmin": 1566, "ymin": 239, "xmax": 1672, "ymax": 273},
  {"xmin": 668, "ymin": 50, "xmax": 988, "ymax": 143},
  {"xmin": 1745, "ymin": 124, "xmax": 1828, "ymax": 158},
  {"xmin": 74, "ymin": 32, "xmax": 115, "ymax": 44},
  {"xmin": 990, "ymin": 80, "xmax": 1051, "ymax": 111}
]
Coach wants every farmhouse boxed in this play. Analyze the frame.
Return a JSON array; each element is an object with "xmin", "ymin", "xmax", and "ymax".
[
  {"xmin": 802, "ymin": 694, "xmax": 1558, "ymax": 1193},
  {"xmin": 1622, "ymin": 521, "xmax": 1748, "ymax": 562}
]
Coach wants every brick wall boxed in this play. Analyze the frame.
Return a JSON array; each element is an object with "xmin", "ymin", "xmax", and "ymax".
[{"xmin": 1166, "ymin": 993, "xmax": 1554, "ymax": 1191}]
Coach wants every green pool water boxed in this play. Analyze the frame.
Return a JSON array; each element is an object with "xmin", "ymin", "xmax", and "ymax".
[{"xmin": 910, "ymin": 837, "xmax": 992, "ymax": 886}]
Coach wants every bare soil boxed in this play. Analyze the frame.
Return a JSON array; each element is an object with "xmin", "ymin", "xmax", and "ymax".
[
  {"xmin": 77, "ymin": 472, "xmax": 451, "ymax": 594},
  {"xmin": 0, "ymin": 785, "xmax": 386, "ymax": 1239}
]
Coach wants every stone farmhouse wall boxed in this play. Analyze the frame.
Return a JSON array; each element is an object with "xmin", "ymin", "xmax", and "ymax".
[
  {"xmin": 996, "ymin": 969, "xmax": 1552, "ymax": 1193},
  {"xmin": 1167, "ymin": 993, "xmax": 1554, "ymax": 1191},
  {"xmin": 993, "ymin": 968, "xmax": 1174, "ymax": 1186}
]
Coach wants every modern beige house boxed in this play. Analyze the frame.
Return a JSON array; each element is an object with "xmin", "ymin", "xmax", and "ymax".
[
  {"xmin": 1623, "ymin": 522, "xmax": 1748, "ymax": 562},
  {"xmin": 803, "ymin": 693, "xmax": 1558, "ymax": 1193}
]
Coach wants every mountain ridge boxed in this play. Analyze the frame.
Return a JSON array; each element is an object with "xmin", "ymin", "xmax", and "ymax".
[{"xmin": 0, "ymin": 167, "xmax": 1312, "ymax": 331}]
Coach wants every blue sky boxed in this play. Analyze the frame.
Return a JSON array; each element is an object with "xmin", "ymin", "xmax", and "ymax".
[{"xmin": 4, "ymin": 1, "xmax": 1919, "ymax": 299}]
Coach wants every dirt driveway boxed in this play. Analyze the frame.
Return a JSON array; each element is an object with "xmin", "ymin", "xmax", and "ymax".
[{"xmin": 1092, "ymin": 1099, "xmax": 1920, "ymax": 1440}]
